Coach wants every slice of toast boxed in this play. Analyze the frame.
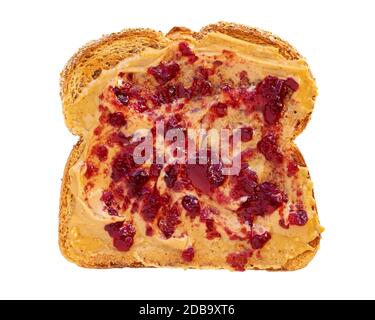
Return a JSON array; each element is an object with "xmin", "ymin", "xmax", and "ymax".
[{"xmin": 59, "ymin": 22, "xmax": 323, "ymax": 271}]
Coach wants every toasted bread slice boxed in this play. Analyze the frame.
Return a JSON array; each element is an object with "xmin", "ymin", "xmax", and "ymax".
[{"xmin": 59, "ymin": 22, "xmax": 323, "ymax": 270}]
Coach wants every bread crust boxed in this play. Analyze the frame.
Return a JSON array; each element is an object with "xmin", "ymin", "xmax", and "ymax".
[{"xmin": 59, "ymin": 22, "xmax": 321, "ymax": 270}]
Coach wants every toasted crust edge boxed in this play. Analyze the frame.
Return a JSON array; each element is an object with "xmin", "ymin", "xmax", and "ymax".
[{"xmin": 59, "ymin": 22, "xmax": 321, "ymax": 270}]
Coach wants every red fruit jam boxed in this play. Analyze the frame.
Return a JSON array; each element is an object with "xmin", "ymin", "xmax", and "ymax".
[
  {"xmin": 226, "ymin": 250, "xmax": 252, "ymax": 272},
  {"xmin": 85, "ymin": 161, "xmax": 98, "ymax": 179},
  {"xmin": 92, "ymin": 145, "xmax": 108, "ymax": 162},
  {"xmin": 240, "ymin": 127, "xmax": 253, "ymax": 142},
  {"xmin": 250, "ymin": 231, "xmax": 271, "ymax": 250},
  {"xmin": 186, "ymin": 157, "xmax": 225, "ymax": 194},
  {"xmin": 255, "ymin": 76, "xmax": 299, "ymax": 125},
  {"xmin": 182, "ymin": 195, "xmax": 200, "ymax": 218},
  {"xmin": 287, "ymin": 160, "xmax": 299, "ymax": 177},
  {"xmin": 158, "ymin": 206, "xmax": 181, "ymax": 239},
  {"xmin": 164, "ymin": 165, "xmax": 178, "ymax": 188},
  {"xmin": 113, "ymin": 87, "xmax": 130, "ymax": 105},
  {"xmin": 289, "ymin": 210, "xmax": 309, "ymax": 226},
  {"xmin": 207, "ymin": 162, "xmax": 225, "ymax": 188},
  {"xmin": 108, "ymin": 112, "xmax": 126, "ymax": 127},
  {"xmin": 211, "ymin": 102, "xmax": 228, "ymax": 118},
  {"xmin": 141, "ymin": 192, "xmax": 163, "ymax": 222},
  {"xmin": 238, "ymin": 182, "xmax": 287, "ymax": 225},
  {"xmin": 148, "ymin": 62, "xmax": 180, "ymax": 84},
  {"xmin": 104, "ymin": 221, "xmax": 136, "ymax": 252},
  {"xmin": 182, "ymin": 247, "xmax": 195, "ymax": 262},
  {"xmin": 231, "ymin": 166, "xmax": 258, "ymax": 200},
  {"xmin": 205, "ymin": 218, "xmax": 221, "ymax": 240},
  {"xmin": 178, "ymin": 42, "xmax": 198, "ymax": 64},
  {"xmin": 111, "ymin": 151, "xmax": 137, "ymax": 182},
  {"xmin": 257, "ymin": 134, "xmax": 284, "ymax": 164}
]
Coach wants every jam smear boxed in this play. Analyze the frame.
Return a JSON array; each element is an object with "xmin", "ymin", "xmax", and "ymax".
[
  {"xmin": 182, "ymin": 247, "xmax": 195, "ymax": 262},
  {"xmin": 255, "ymin": 76, "xmax": 299, "ymax": 125},
  {"xmin": 141, "ymin": 192, "xmax": 163, "ymax": 222},
  {"xmin": 92, "ymin": 145, "xmax": 108, "ymax": 162},
  {"xmin": 238, "ymin": 182, "xmax": 288, "ymax": 225},
  {"xmin": 211, "ymin": 102, "xmax": 228, "ymax": 118},
  {"xmin": 240, "ymin": 127, "xmax": 254, "ymax": 142},
  {"xmin": 85, "ymin": 161, "xmax": 98, "ymax": 179},
  {"xmin": 250, "ymin": 231, "xmax": 271, "ymax": 250},
  {"xmin": 104, "ymin": 221, "xmax": 136, "ymax": 252},
  {"xmin": 186, "ymin": 162, "xmax": 211, "ymax": 194},
  {"xmin": 226, "ymin": 250, "xmax": 252, "ymax": 271},
  {"xmin": 101, "ymin": 190, "xmax": 114, "ymax": 207},
  {"xmin": 107, "ymin": 132, "xmax": 131, "ymax": 147},
  {"xmin": 190, "ymin": 78, "xmax": 212, "ymax": 98},
  {"xmin": 257, "ymin": 133, "xmax": 284, "ymax": 164},
  {"xmin": 207, "ymin": 162, "xmax": 225, "ymax": 187},
  {"xmin": 128, "ymin": 169, "xmax": 150, "ymax": 196},
  {"xmin": 164, "ymin": 165, "xmax": 178, "ymax": 188},
  {"xmin": 111, "ymin": 151, "xmax": 137, "ymax": 182},
  {"xmin": 108, "ymin": 112, "xmax": 126, "ymax": 127},
  {"xmin": 146, "ymin": 225, "xmax": 154, "ymax": 236},
  {"xmin": 182, "ymin": 195, "xmax": 201, "ymax": 218},
  {"xmin": 178, "ymin": 42, "xmax": 198, "ymax": 64},
  {"xmin": 287, "ymin": 160, "xmax": 299, "ymax": 177},
  {"xmin": 205, "ymin": 218, "xmax": 221, "ymax": 240},
  {"xmin": 289, "ymin": 210, "xmax": 309, "ymax": 226},
  {"xmin": 150, "ymin": 163, "xmax": 163, "ymax": 177},
  {"xmin": 113, "ymin": 87, "xmax": 130, "ymax": 105},
  {"xmin": 231, "ymin": 166, "xmax": 258, "ymax": 200},
  {"xmin": 148, "ymin": 62, "xmax": 180, "ymax": 85},
  {"xmin": 158, "ymin": 206, "xmax": 181, "ymax": 239}
]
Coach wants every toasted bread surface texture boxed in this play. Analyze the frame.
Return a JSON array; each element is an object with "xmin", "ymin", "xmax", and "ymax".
[{"xmin": 59, "ymin": 22, "xmax": 323, "ymax": 270}]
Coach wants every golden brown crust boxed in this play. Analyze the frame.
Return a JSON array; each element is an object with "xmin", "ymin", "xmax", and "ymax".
[
  {"xmin": 198, "ymin": 22, "xmax": 301, "ymax": 60},
  {"xmin": 59, "ymin": 22, "xmax": 321, "ymax": 270}
]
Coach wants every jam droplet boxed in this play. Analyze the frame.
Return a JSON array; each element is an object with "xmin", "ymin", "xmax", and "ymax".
[
  {"xmin": 250, "ymin": 231, "xmax": 271, "ymax": 250},
  {"xmin": 240, "ymin": 127, "xmax": 254, "ymax": 142},
  {"xmin": 207, "ymin": 162, "xmax": 225, "ymax": 188},
  {"xmin": 255, "ymin": 76, "xmax": 299, "ymax": 125},
  {"xmin": 205, "ymin": 218, "xmax": 221, "ymax": 240},
  {"xmin": 231, "ymin": 166, "xmax": 258, "ymax": 200},
  {"xmin": 104, "ymin": 222, "xmax": 136, "ymax": 252},
  {"xmin": 148, "ymin": 62, "xmax": 180, "ymax": 84},
  {"xmin": 211, "ymin": 102, "xmax": 228, "ymax": 118},
  {"xmin": 158, "ymin": 206, "xmax": 181, "ymax": 239},
  {"xmin": 164, "ymin": 165, "xmax": 178, "ymax": 188},
  {"xmin": 182, "ymin": 247, "xmax": 195, "ymax": 262},
  {"xmin": 111, "ymin": 152, "xmax": 137, "ymax": 182},
  {"xmin": 92, "ymin": 145, "xmax": 108, "ymax": 162},
  {"xmin": 182, "ymin": 195, "xmax": 200, "ymax": 218},
  {"xmin": 238, "ymin": 182, "xmax": 288, "ymax": 224},
  {"xmin": 101, "ymin": 190, "xmax": 114, "ymax": 207},
  {"xmin": 257, "ymin": 134, "xmax": 283, "ymax": 164},
  {"xmin": 85, "ymin": 161, "xmax": 98, "ymax": 179},
  {"xmin": 178, "ymin": 42, "xmax": 198, "ymax": 64},
  {"xmin": 226, "ymin": 250, "xmax": 252, "ymax": 272},
  {"xmin": 141, "ymin": 192, "xmax": 163, "ymax": 222},
  {"xmin": 287, "ymin": 160, "xmax": 299, "ymax": 177},
  {"xmin": 128, "ymin": 169, "xmax": 150, "ymax": 196},
  {"xmin": 289, "ymin": 210, "xmax": 309, "ymax": 226},
  {"xmin": 108, "ymin": 112, "xmax": 126, "ymax": 127},
  {"xmin": 150, "ymin": 163, "xmax": 163, "ymax": 177},
  {"xmin": 113, "ymin": 87, "xmax": 130, "ymax": 105}
]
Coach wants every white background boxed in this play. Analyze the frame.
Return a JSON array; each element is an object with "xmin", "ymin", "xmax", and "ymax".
[{"xmin": 0, "ymin": 0, "xmax": 374, "ymax": 300}]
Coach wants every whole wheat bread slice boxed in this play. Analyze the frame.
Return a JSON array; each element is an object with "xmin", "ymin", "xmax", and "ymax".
[{"xmin": 59, "ymin": 22, "xmax": 322, "ymax": 270}]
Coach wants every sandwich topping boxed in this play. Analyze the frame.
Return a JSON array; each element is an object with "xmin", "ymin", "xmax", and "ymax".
[{"xmin": 68, "ymin": 34, "xmax": 322, "ymax": 270}]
